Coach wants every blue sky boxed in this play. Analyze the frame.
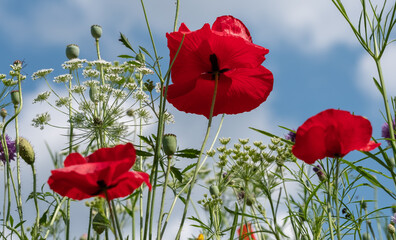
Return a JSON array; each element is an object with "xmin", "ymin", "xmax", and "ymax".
[{"xmin": 0, "ymin": 0, "xmax": 395, "ymax": 238}]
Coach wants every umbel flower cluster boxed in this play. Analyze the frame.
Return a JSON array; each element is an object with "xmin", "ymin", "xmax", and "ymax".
[{"xmin": 2, "ymin": 1, "xmax": 396, "ymax": 239}]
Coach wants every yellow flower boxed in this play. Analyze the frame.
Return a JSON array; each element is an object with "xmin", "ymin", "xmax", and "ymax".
[{"xmin": 197, "ymin": 233, "xmax": 204, "ymax": 240}]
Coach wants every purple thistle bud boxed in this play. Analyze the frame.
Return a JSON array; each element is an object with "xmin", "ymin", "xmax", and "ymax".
[
  {"xmin": 382, "ymin": 121, "xmax": 396, "ymax": 145},
  {"xmin": 313, "ymin": 165, "xmax": 326, "ymax": 181},
  {"xmin": 391, "ymin": 212, "xmax": 396, "ymax": 224},
  {"xmin": 285, "ymin": 131, "xmax": 296, "ymax": 143},
  {"xmin": 0, "ymin": 135, "xmax": 16, "ymax": 163}
]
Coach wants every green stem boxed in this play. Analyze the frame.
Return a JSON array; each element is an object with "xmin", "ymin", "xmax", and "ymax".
[
  {"xmin": 106, "ymin": 198, "xmax": 119, "ymax": 240},
  {"xmin": 87, "ymin": 208, "xmax": 93, "ymax": 240},
  {"xmin": 31, "ymin": 164, "xmax": 40, "ymax": 240},
  {"xmin": 156, "ymin": 156, "xmax": 172, "ymax": 239},
  {"xmin": 327, "ymin": 158, "xmax": 335, "ymax": 240},
  {"xmin": 173, "ymin": 0, "xmax": 180, "ymax": 32},
  {"xmin": 175, "ymin": 73, "xmax": 219, "ymax": 240},
  {"xmin": 44, "ymin": 197, "xmax": 67, "ymax": 238},
  {"xmin": 334, "ymin": 158, "xmax": 341, "ymax": 240},
  {"xmin": 280, "ymin": 167, "xmax": 298, "ymax": 239},
  {"xmin": 111, "ymin": 200, "xmax": 123, "ymax": 240}
]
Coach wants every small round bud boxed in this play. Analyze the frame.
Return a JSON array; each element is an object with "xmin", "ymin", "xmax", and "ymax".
[
  {"xmin": 209, "ymin": 185, "xmax": 220, "ymax": 197},
  {"xmin": 246, "ymin": 194, "xmax": 255, "ymax": 206},
  {"xmin": 126, "ymin": 109, "xmax": 134, "ymax": 117},
  {"xmin": 19, "ymin": 137, "xmax": 35, "ymax": 165},
  {"xmin": 11, "ymin": 90, "xmax": 20, "ymax": 106},
  {"xmin": 163, "ymin": 134, "xmax": 177, "ymax": 156},
  {"xmin": 91, "ymin": 25, "xmax": 102, "ymax": 39},
  {"xmin": 66, "ymin": 44, "xmax": 80, "ymax": 60},
  {"xmin": 388, "ymin": 223, "xmax": 396, "ymax": 234},
  {"xmin": 89, "ymin": 85, "xmax": 99, "ymax": 103},
  {"xmin": 92, "ymin": 212, "xmax": 109, "ymax": 235},
  {"xmin": 0, "ymin": 108, "xmax": 7, "ymax": 118},
  {"xmin": 136, "ymin": 53, "xmax": 145, "ymax": 64},
  {"xmin": 13, "ymin": 60, "xmax": 22, "ymax": 66}
]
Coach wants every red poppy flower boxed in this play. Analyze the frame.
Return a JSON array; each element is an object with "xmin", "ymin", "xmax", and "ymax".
[
  {"xmin": 237, "ymin": 223, "xmax": 257, "ymax": 240},
  {"xmin": 166, "ymin": 15, "xmax": 274, "ymax": 118},
  {"xmin": 47, "ymin": 143, "xmax": 151, "ymax": 200},
  {"xmin": 292, "ymin": 109, "xmax": 380, "ymax": 164}
]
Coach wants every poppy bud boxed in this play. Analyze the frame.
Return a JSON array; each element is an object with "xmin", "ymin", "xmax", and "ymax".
[
  {"xmin": 163, "ymin": 134, "xmax": 177, "ymax": 156},
  {"xmin": 136, "ymin": 53, "xmax": 145, "ymax": 64},
  {"xmin": 19, "ymin": 137, "xmax": 35, "ymax": 165},
  {"xmin": 11, "ymin": 90, "xmax": 20, "ymax": 106},
  {"xmin": 89, "ymin": 85, "xmax": 99, "ymax": 103},
  {"xmin": 0, "ymin": 108, "xmax": 7, "ymax": 119},
  {"xmin": 66, "ymin": 44, "xmax": 80, "ymax": 60},
  {"xmin": 388, "ymin": 223, "xmax": 395, "ymax": 234},
  {"xmin": 92, "ymin": 212, "xmax": 109, "ymax": 235},
  {"xmin": 91, "ymin": 25, "xmax": 102, "ymax": 39},
  {"xmin": 209, "ymin": 185, "xmax": 220, "ymax": 197}
]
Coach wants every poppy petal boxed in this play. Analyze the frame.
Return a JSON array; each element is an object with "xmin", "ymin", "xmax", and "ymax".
[
  {"xmin": 212, "ymin": 15, "xmax": 252, "ymax": 42},
  {"xmin": 63, "ymin": 152, "xmax": 87, "ymax": 167},
  {"xmin": 292, "ymin": 109, "xmax": 377, "ymax": 164}
]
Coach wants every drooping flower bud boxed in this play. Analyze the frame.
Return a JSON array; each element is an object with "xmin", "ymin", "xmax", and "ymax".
[
  {"xmin": 136, "ymin": 52, "xmax": 145, "ymax": 64},
  {"xmin": 126, "ymin": 109, "xmax": 134, "ymax": 117},
  {"xmin": 0, "ymin": 108, "xmax": 7, "ymax": 119},
  {"xmin": 91, "ymin": 25, "xmax": 102, "ymax": 39},
  {"xmin": 19, "ymin": 137, "xmax": 35, "ymax": 165},
  {"xmin": 92, "ymin": 212, "xmax": 109, "ymax": 235},
  {"xmin": 66, "ymin": 44, "xmax": 80, "ymax": 60},
  {"xmin": 209, "ymin": 185, "xmax": 220, "ymax": 197},
  {"xmin": 163, "ymin": 134, "xmax": 177, "ymax": 156},
  {"xmin": 11, "ymin": 90, "xmax": 20, "ymax": 106},
  {"xmin": 313, "ymin": 165, "xmax": 326, "ymax": 182}
]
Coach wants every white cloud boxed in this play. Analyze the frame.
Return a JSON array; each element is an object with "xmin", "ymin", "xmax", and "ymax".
[
  {"xmin": 0, "ymin": 0, "xmax": 372, "ymax": 57},
  {"xmin": 356, "ymin": 44, "xmax": 396, "ymax": 100}
]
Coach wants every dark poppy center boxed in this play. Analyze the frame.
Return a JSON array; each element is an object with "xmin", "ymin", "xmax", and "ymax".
[
  {"xmin": 91, "ymin": 180, "xmax": 116, "ymax": 196},
  {"xmin": 206, "ymin": 54, "xmax": 230, "ymax": 80}
]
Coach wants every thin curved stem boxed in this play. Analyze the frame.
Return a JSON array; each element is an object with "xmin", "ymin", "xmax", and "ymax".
[{"xmin": 175, "ymin": 73, "xmax": 219, "ymax": 240}]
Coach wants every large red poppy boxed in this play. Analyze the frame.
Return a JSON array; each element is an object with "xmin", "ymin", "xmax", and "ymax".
[
  {"xmin": 237, "ymin": 223, "xmax": 257, "ymax": 240},
  {"xmin": 166, "ymin": 15, "xmax": 274, "ymax": 118},
  {"xmin": 292, "ymin": 109, "xmax": 380, "ymax": 164},
  {"xmin": 47, "ymin": 143, "xmax": 151, "ymax": 200}
]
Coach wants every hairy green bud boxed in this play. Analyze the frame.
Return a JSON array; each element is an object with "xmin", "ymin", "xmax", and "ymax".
[{"xmin": 19, "ymin": 137, "xmax": 35, "ymax": 165}]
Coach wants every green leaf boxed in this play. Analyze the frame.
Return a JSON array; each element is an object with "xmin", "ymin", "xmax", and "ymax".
[
  {"xmin": 139, "ymin": 46, "xmax": 152, "ymax": 59},
  {"xmin": 175, "ymin": 148, "xmax": 200, "ymax": 159},
  {"xmin": 118, "ymin": 54, "xmax": 134, "ymax": 59},
  {"xmin": 170, "ymin": 166, "xmax": 183, "ymax": 182},
  {"xmin": 135, "ymin": 149, "xmax": 153, "ymax": 157},
  {"xmin": 181, "ymin": 163, "xmax": 197, "ymax": 174},
  {"xmin": 119, "ymin": 33, "xmax": 136, "ymax": 53},
  {"xmin": 249, "ymin": 127, "xmax": 293, "ymax": 145},
  {"xmin": 342, "ymin": 159, "xmax": 396, "ymax": 200},
  {"xmin": 40, "ymin": 210, "xmax": 48, "ymax": 225}
]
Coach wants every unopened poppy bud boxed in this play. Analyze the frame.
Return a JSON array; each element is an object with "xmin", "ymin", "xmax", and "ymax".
[
  {"xmin": 11, "ymin": 90, "xmax": 20, "ymax": 106},
  {"xmin": 92, "ymin": 212, "xmax": 109, "ymax": 234},
  {"xmin": 209, "ymin": 185, "xmax": 220, "ymax": 197},
  {"xmin": 0, "ymin": 108, "xmax": 7, "ymax": 118},
  {"xmin": 163, "ymin": 134, "xmax": 177, "ymax": 156},
  {"xmin": 136, "ymin": 52, "xmax": 145, "ymax": 64},
  {"xmin": 19, "ymin": 137, "xmax": 35, "ymax": 165},
  {"xmin": 89, "ymin": 85, "xmax": 99, "ymax": 103},
  {"xmin": 66, "ymin": 44, "xmax": 80, "ymax": 60},
  {"xmin": 388, "ymin": 223, "xmax": 395, "ymax": 234},
  {"xmin": 91, "ymin": 25, "xmax": 102, "ymax": 39}
]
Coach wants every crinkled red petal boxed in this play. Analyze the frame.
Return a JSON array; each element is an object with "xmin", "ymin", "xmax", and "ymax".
[{"xmin": 212, "ymin": 15, "xmax": 252, "ymax": 42}]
